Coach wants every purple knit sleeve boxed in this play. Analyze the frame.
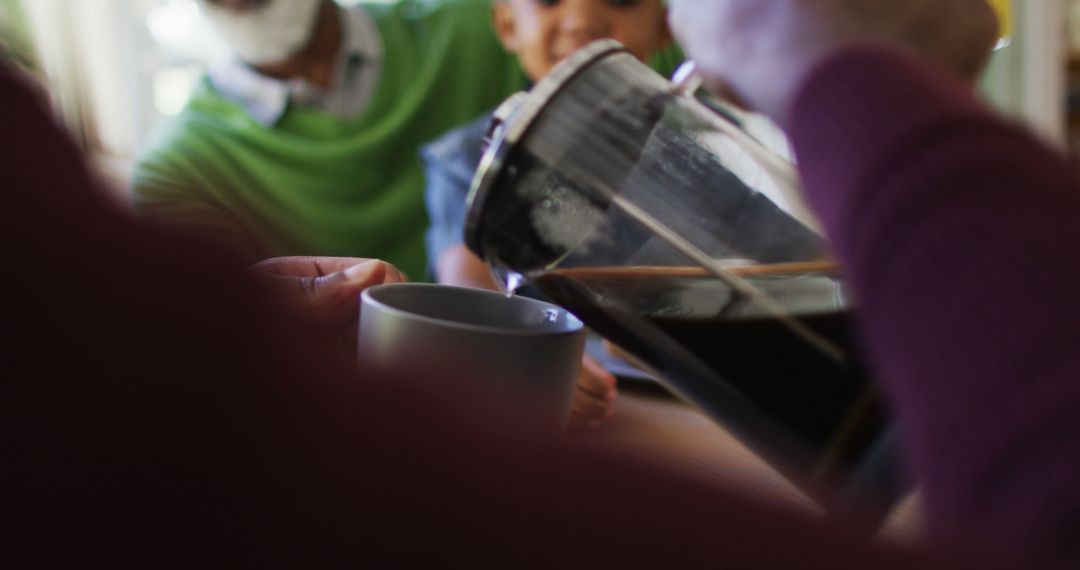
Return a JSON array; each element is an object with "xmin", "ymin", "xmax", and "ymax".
[{"xmin": 790, "ymin": 46, "xmax": 1080, "ymax": 560}]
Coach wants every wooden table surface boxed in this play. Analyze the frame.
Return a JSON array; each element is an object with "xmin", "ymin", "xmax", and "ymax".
[{"xmin": 571, "ymin": 382, "xmax": 922, "ymax": 544}]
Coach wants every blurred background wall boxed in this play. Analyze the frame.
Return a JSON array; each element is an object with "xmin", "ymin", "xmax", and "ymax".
[{"xmin": 0, "ymin": 0, "xmax": 1076, "ymax": 198}]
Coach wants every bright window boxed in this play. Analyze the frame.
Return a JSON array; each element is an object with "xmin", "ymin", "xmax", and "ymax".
[{"xmin": 15, "ymin": 0, "xmax": 400, "ymax": 163}]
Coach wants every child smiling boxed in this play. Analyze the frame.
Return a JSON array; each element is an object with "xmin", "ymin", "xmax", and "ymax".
[{"xmin": 421, "ymin": 0, "xmax": 681, "ymax": 427}]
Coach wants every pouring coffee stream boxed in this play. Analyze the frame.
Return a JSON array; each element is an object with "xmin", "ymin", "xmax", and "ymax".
[
  {"xmin": 485, "ymin": 49, "xmax": 843, "ymax": 366},
  {"xmin": 493, "ymin": 192, "xmax": 845, "ymax": 364},
  {"xmin": 467, "ymin": 40, "xmax": 900, "ymax": 516}
]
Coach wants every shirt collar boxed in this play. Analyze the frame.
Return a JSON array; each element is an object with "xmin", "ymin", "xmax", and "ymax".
[{"xmin": 208, "ymin": 5, "xmax": 382, "ymax": 127}]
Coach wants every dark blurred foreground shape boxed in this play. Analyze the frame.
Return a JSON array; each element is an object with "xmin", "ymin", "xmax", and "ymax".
[{"xmin": 0, "ymin": 54, "xmax": 1043, "ymax": 568}]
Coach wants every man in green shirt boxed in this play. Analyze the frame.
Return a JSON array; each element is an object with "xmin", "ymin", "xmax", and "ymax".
[{"xmin": 133, "ymin": 0, "xmax": 524, "ymax": 280}]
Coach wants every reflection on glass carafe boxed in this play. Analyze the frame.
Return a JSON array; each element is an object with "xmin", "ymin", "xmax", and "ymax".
[
  {"xmin": 464, "ymin": 40, "xmax": 898, "ymax": 511},
  {"xmin": 532, "ymin": 265, "xmax": 882, "ymax": 495}
]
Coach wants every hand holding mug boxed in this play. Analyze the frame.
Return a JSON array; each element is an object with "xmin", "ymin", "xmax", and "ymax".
[{"xmin": 251, "ymin": 256, "xmax": 408, "ymax": 357}]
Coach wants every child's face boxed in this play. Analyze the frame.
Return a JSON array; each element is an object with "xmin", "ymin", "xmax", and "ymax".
[{"xmin": 494, "ymin": 0, "xmax": 672, "ymax": 81}]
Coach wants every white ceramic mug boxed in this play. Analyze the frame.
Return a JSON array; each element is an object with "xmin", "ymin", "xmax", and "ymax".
[{"xmin": 359, "ymin": 283, "xmax": 586, "ymax": 432}]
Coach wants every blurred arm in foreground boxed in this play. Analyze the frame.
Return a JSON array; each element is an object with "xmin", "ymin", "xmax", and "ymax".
[{"xmin": 671, "ymin": 0, "xmax": 1080, "ymax": 563}]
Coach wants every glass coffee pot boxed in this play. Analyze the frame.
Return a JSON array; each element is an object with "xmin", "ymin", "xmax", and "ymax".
[{"xmin": 464, "ymin": 40, "xmax": 900, "ymax": 518}]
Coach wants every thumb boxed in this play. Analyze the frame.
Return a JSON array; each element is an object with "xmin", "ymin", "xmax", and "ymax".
[{"xmin": 304, "ymin": 260, "xmax": 388, "ymax": 324}]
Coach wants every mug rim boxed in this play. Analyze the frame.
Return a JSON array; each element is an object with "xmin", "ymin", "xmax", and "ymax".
[{"xmin": 361, "ymin": 283, "xmax": 585, "ymax": 338}]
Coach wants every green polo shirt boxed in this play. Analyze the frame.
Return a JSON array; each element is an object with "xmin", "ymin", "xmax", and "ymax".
[{"xmin": 133, "ymin": 0, "xmax": 525, "ymax": 280}]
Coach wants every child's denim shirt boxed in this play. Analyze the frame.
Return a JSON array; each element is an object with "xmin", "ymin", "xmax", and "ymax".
[{"xmin": 420, "ymin": 113, "xmax": 491, "ymax": 280}]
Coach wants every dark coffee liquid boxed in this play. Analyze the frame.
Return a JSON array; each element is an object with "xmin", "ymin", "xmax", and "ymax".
[{"xmin": 533, "ymin": 268, "xmax": 885, "ymax": 495}]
